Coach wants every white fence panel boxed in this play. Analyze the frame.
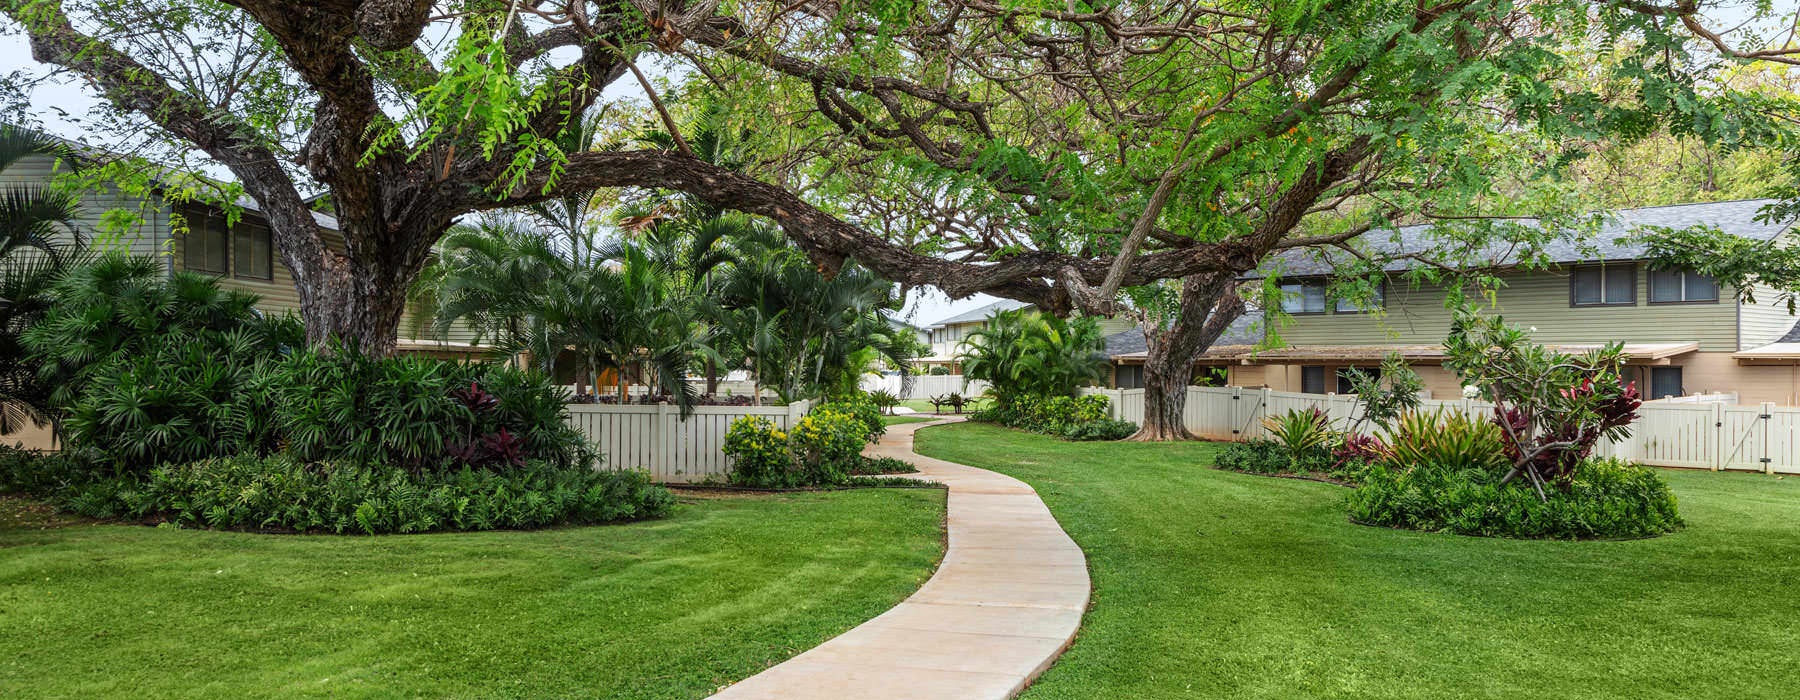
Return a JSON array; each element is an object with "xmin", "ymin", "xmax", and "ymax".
[
  {"xmin": 865, "ymin": 374, "xmax": 992, "ymax": 400},
  {"xmin": 565, "ymin": 401, "xmax": 811, "ymax": 484}
]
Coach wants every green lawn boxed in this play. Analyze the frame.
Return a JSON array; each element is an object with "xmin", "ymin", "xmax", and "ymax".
[
  {"xmin": 914, "ymin": 422, "xmax": 1800, "ymax": 700},
  {"xmin": 881, "ymin": 414, "xmax": 938, "ymax": 426},
  {"xmin": 0, "ymin": 488, "xmax": 944, "ymax": 699},
  {"xmin": 898, "ymin": 397, "xmax": 986, "ymax": 414}
]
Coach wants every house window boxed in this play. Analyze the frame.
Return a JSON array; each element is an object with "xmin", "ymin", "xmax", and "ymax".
[
  {"xmin": 1115, "ymin": 364, "xmax": 1144, "ymax": 390},
  {"xmin": 1650, "ymin": 366, "xmax": 1684, "ymax": 400},
  {"xmin": 1337, "ymin": 366, "xmax": 1381, "ymax": 394},
  {"xmin": 1571, "ymin": 264, "xmax": 1635, "ymax": 306},
  {"xmin": 233, "ymin": 221, "xmax": 274, "ymax": 280},
  {"xmin": 1300, "ymin": 365, "xmax": 1327, "ymax": 394},
  {"xmin": 1648, "ymin": 269, "xmax": 1718, "ymax": 304},
  {"xmin": 1335, "ymin": 283, "xmax": 1385, "ymax": 314},
  {"xmin": 1281, "ymin": 280, "xmax": 1327, "ymax": 314},
  {"xmin": 182, "ymin": 210, "xmax": 228, "ymax": 274}
]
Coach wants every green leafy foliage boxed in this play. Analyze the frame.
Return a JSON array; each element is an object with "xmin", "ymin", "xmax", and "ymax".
[
  {"xmin": 257, "ymin": 348, "xmax": 586, "ymax": 471},
  {"xmin": 722, "ymin": 407, "xmax": 875, "ymax": 488},
  {"xmin": 1444, "ymin": 306, "xmax": 1642, "ymax": 488},
  {"xmin": 812, "ymin": 394, "xmax": 885, "ymax": 441},
  {"xmin": 957, "ymin": 309, "xmax": 1107, "ymax": 405},
  {"xmin": 1347, "ymin": 457, "xmax": 1682, "ymax": 540},
  {"xmin": 1061, "ymin": 419, "xmax": 1138, "ymax": 442},
  {"xmin": 785, "ymin": 408, "xmax": 867, "ymax": 486},
  {"xmin": 867, "ymin": 389, "xmax": 900, "ymax": 415},
  {"xmin": 972, "ymin": 393, "xmax": 1114, "ymax": 438},
  {"xmin": 1261, "ymin": 408, "xmax": 1334, "ymax": 460},
  {"xmin": 1214, "ymin": 439, "xmax": 1337, "ymax": 478},
  {"xmin": 1383, "ymin": 410, "xmax": 1510, "ymax": 474},
  {"xmin": 721, "ymin": 416, "xmax": 794, "ymax": 487},
  {"xmin": 46, "ymin": 455, "xmax": 672, "ymax": 534},
  {"xmin": 851, "ymin": 455, "xmax": 917, "ymax": 475},
  {"xmin": 22, "ymin": 254, "xmax": 303, "ymax": 470}
]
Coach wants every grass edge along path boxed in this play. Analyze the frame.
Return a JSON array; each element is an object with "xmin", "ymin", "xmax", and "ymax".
[{"xmin": 913, "ymin": 421, "xmax": 1800, "ymax": 700}]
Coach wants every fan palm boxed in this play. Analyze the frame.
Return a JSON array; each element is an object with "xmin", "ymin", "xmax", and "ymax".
[
  {"xmin": 959, "ymin": 309, "xmax": 1108, "ymax": 404},
  {"xmin": 0, "ymin": 125, "xmax": 87, "ymax": 435}
]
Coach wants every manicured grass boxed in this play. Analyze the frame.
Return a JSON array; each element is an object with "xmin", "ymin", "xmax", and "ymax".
[
  {"xmin": 914, "ymin": 422, "xmax": 1800, "ymax": 700},
  {"xmin": 898, "ymin": 397, "xmax": 986, "ymax": 414},
  {"xmin": 881, "ymin": 414, "xmax": 938, "ymax": 426},
  {"xmin": 0, "ymin": 488, "xmax": 944, "ymax": 699}
]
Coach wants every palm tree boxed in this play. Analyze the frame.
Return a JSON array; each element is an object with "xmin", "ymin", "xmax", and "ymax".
[
  {"xmin": 708, "ymin": 229, "xmax": 917, "ymax": 403},
  {"xmin": 0, "ymin": 125, "xmax": 86, "ymax": 435},
  {"xmin": 959, "ymin": 310, "xmax": 1108, "ymax": 404}
]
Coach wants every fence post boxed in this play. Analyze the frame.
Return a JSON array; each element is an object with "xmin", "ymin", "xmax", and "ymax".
[
  {"xmin": 1761, "ymin": 402, "xmax": 1777, "ymax": 475},
  {"xmin": 1710, "ymin": 402, "xmax": 1725, "ymax": 471},
  {"xmin": 1257, "ymin": 387, "xmax": 1272, "ymax": 439},
  {"xmin": 1113, "ymin": 388, "xmax": 1125, "ymax": 420},
  {"xmin": 656, "ymin": 402, "xmax": 674, "ymax": 480}
]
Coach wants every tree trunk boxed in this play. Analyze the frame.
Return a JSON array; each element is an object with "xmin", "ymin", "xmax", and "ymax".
[{"xmin": 1131, "ymin": 273, "xmax": 1248, "ymax": 441}]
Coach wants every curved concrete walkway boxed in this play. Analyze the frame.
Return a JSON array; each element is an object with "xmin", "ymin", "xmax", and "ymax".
[{"xmin": 707, "ymin": 417, "xmax": 1090, "ymax": 700}]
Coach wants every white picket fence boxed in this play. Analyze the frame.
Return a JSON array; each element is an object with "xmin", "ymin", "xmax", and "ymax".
[
  {"xmin": 1083, "ymin": 386, "xmax": 1800, "ymax": 474},
  {"xmin": 565, "ymin": 401, "xmax": 812, "ymax": 484},
  {"xmin": 863, "ymin": 374, "xmax": 991, "ymax": 400}
]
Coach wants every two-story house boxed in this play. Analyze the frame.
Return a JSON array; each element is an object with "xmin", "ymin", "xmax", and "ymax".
[
  {"xmin": 917, "ymin": 299, "xmax": 1140, "ymax": 372},
  {"xmin": 3, "ymin": 144, "xmax": 486, "ymax": 357},
  {"xmin": 1229, "ymin": 200, "xmax": 1800, "ymax": 404}
]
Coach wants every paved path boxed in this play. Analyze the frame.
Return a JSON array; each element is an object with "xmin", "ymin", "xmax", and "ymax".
[{"xmin": 707, "ymin": 417, "xmax": 1090, "ymax": 700}]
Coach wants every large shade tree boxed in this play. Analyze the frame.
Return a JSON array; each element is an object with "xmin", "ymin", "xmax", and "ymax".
[{"xmin": 1, "ymin": 1, "xmax": 1791, "ymax": 438}]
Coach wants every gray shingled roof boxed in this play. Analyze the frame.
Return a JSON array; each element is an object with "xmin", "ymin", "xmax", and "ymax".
[
  {"xmin": 1258, "ymin": 199, "xmax": 1790, "ymax": 278},
  {"xmin": 1779, "ymin": 319, "xmax": 1800, "ymax": 344},
  {"xmin": 1102, "ymin": 310, "xmax": 1265, "ymax": 357},
  {"xmin": 925, "ymin": 299, "xmax": 1032, "ymax": 328}
]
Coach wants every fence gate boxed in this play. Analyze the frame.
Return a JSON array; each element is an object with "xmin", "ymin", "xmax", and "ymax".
[
  {"xmin": 1231, "ymin": 388, "xmax": 1267, "ymax": 440},
  {"xmin": 1718, "ymin": 403, "xmax": 1777, "ymax": 473}
]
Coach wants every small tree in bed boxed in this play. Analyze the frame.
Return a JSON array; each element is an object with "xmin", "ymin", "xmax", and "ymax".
[{"xmin": 1442, "ymin": 307, "xmax": 1642, "ymax": 500}]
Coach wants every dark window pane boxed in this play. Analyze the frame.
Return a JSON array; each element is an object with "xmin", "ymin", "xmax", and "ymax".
[
  {"xmin": 1650, "ymin": 367, "xmax": 1683, "ymax": 399},
  {"xmin": 183, "ymin": 212, "xmax": 227, "ymax": 274},
  {"xmin": 1603, "ymin": 265, "xmax": 1634, "ymax": 304},
  {"xmin": 1572, "ymin": 268, "xmax": 1602, "ymax": 305},
  {"xmin": 1301, "ymin": 366, "xmax": 1326, "ymax": 394},
  {"xmin": 1649, "ymin": 269, "xmax": 1683, "ymax": 302},
  {"xmin": 1685, "ymin": 272, "xmax": 1718, "ymax": 302},
  {"xmin": 234, "ymin": 222, "xmax": 273, "ymax": 279}
]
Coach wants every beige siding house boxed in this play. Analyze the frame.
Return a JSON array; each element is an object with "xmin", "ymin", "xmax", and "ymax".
[
  {"xmin": 10, "ymin": 152, "xmax": 484, "ymax": 354},
  {"xmin": 1198, "ymin": 200, "xmax": 1800, "ymax": 404}
]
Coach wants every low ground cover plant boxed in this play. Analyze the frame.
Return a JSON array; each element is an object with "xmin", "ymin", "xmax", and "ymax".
[
  {"xmin": 1347, "ymin": 457, "xmax": 1681, "ymax": 539},
  {"xmin": 972, "ymin": 393, "xmax": 1136, "ymax": 441}
]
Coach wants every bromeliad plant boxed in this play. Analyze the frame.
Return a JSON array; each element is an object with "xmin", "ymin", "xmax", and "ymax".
[
  {"xmin": 1262, "ymin": 407, "xmax": 1334, "ymax": 461},
  {"xmin": 1443, "ymin": 306, "xmax": 1642, "ymax": 499}
]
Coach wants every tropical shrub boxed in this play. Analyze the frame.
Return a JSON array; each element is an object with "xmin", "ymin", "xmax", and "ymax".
[
  {"xmin": 722, "ymin": 408, "xmax": 872, "ymax": 488},
  {"xmin": 258, "ymin": 349, "xmax": 585, "ymax": 472},
  {"xmin": 927, "ymin": 365, "xmax": 951, "ymax": 375},
  {"xmin": 48, "ymin": 455, "xmax": 672, "ymax": 534},
  {"xmin": 1382, "ymin": 409, "xmax": 1509, "ymax": 473},
  {"xmin": 1262, "ymin": 407, "xmax": 1333, "ymax": 459},
  {"xmin": 973, "ymin": 393, "xmax": 1111, "ymax": 436},
  {"xmin": 23, "ymin": 254, "xmax": 304, "ymax": 470},
  {"xmin": 1444, "ymin": 307, "xmax": 1642, "ymax": 490},
  {"xmin": 1214, "ymin": 439, "xmax": 1334, "ymax": 476},
  {"xmin": 721, "ymin": 416, "xmax": 796, "ymax": 487},
  {"xmin": 852, "ymin": 455, "xmax": 917, "ymax": 475},
  {"xmin": 957, "ymin": 309, "xmax": 1106, "ymax": 405},
  {"xmin": 1344, "ymin": 354, "xmax": 1424, "ymax": 433},
  {"xmin": 1346, "ymin": 457, "xmax": 1681, "ymax": 539},
  {"xmin": 786, "ymin": 408, "xmax": 866, "ymax": 485},
  {"xmin": 813, "ymin": 394, "xmax": 884, "ymax": 441},
  {"xmin": 0, "ymin": 125, "xmax": 88, "ymax": 436},
  {"xmin": 1062, "ymin": 419, "xmax": 1138, "ymax": 442},
  {"xmin": 867, "ymin": 389, "xmax": 900, "ymax": 415}
]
